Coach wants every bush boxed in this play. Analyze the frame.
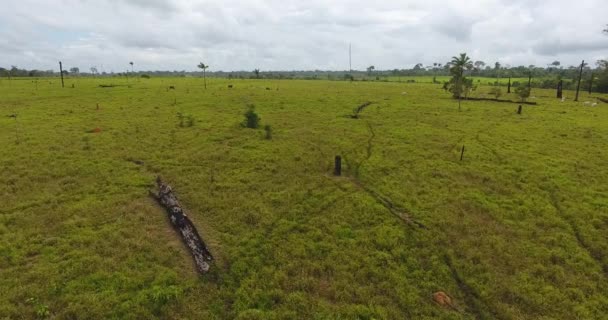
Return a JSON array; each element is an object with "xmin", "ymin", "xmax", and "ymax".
[
  {"xmin": 141, "ymin": 74, "xmax": 151, "ymax": 79},
  {"xmin": 515, "ymin": 86, "xmax": 531, "ymax": 102},
  {"xmin": 264, "ymin": 125, "xmax": 272, "ymax": 140},
  {"xmin": 489, "ymin": 86, "xmax": 502, "ymax": 99},
  {"xmin": 177, "ymin": 112, "xmax": 195, "ymax": 127},
  {"xmin": 243, "ymin": 105, "xmax": 260, "ymax": 129}
]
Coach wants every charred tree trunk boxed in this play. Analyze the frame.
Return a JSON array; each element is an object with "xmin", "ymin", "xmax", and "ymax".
[
  {"xmin": 150, "ymin": 177, "xmax": 213, "ymax": 273},
  {"xmin": 334, "ymin": 156, "xmax": 342, "ymax": 176},
  {"xmin": 575, "ymin": 60, "xmax": 584, "ymax": 102},
  {"xmin": 59, "ymin": 61, "xmax": 65, "ymax": 88},
  {"xmin": 557, "ymin": 80, "xmax": 563, "ymax": 99},
  {"xmin": 507, "ymin": 77, "xmax": 511, "ymax": 93}
]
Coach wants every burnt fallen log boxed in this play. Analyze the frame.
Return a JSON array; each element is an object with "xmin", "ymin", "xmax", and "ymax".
[
  {"xmin": 464, "ymin": 97, "xmax": 538, "ymax": 105},
  {"xmin": 149, "ymin": 177, "xmax": 213, "ymax": 273},
  {"xmin": 351, "ymin": 101, "xmax": 373, "ymax": 118}
]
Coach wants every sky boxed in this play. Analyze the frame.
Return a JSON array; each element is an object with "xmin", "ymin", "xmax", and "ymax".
[{"xmin": 1, "ymin": 0, "xmax": 607, "ymax": 72}]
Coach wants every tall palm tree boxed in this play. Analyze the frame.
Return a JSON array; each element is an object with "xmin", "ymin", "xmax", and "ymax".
[
  {"xmin": 450, "ymin": 53, "xmax": 473, "ymax": 79},
  {"xmin": 197, "ymin": 62, "xmax": 209, "ymax": 89},
  {"xmin": 129, "ymin": 61, "xmax": 134, "ymax": 73},
  {"xmin": 449, "ymin": 53, "xmax": 473, "ymax": 111}
]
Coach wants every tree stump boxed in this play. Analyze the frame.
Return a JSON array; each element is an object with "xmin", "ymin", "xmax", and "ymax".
[{"xmin": 334, "ymin": 156, "xmax": 342, "ymax": 176}]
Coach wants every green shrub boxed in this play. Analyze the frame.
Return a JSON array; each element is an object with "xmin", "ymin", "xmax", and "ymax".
[
  {"xmin": 243, "ymin": 105, "xmax": 260, "ymax": 129},
  {"xmin": 264, "ymin": 125, "xmax": 272, "ymax": 140},
  {"xmin": 489, "ymin": 86, "xmax": 502, "ymax": 99},
  {"xmin": 177, "ymin": 112, "xmax": 195, "ymax": 127},
  {"xmin": 515, "ymin": 86, "xmax": 531, "ymax": 102},
  {"xmin": 141, "ymin": 74, "xmax": 151, "ymax": 79}
]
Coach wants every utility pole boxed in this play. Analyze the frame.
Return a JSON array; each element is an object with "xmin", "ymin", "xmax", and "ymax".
[
  {"xmin": 59, "ymin": 61, "xmax": 65, "ymax": 88},
  {"xmin": 349, "ymin": 43, "xmax": 352, "ymax": 73},
  {"xmin": 574, "ymin": 60, "xmax": 584, "ymax": 102}
]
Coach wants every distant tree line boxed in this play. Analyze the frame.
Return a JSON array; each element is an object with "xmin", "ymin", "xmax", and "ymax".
[{"xmin": 2, "ymin": 60, "xmax": 608, "ymax": 93}]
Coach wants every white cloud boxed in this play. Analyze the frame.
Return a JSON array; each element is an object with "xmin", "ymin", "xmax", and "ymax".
[{"xmin": 1, "ymin": 0, "xmax": 606, "ymax": 71}]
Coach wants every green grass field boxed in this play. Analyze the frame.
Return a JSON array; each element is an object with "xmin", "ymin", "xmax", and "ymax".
[{"xmin": 1, "ymin": 77, "xmax": 608, "ymax": 319}]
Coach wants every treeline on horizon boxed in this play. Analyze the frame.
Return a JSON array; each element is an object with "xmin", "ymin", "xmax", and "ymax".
[{"xmin": 2, "ymin": 60, "xmax": 608, "ymax": 93}]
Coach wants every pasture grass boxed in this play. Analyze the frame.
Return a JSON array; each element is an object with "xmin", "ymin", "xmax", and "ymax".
[{"xmin": 1, "ymin": 76, "xmax": 607, "ymax": 319}]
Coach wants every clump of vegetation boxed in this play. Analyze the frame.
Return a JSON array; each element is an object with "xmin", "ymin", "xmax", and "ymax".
[
  {"xmin": 26, "ymin": 298, "xmax": 50, "ymax": 319},
  {"xmin": 177, "ymin": 112, "xmax": 195, "ymax": 127},
  {"xmin": 489, "ymin": 86, "xmax": 502, "ymax": 100},
  {"xmin": 141, "ymin": 74, "xmax": 151, "ymax": 79},
  {"xmin": 264, "ymin": 125, "xmax": 272, "ymax": 139},
  {"xmin": 515, "ymin": 85, "xmax": 531, "ymax": 102},
  {"xmin": 243, "ymin": 104, "xmax": 260, "ymax": 128},
  {"xmin": 82, "ymin": 136, "xmax": 90, "ymax": 150}
]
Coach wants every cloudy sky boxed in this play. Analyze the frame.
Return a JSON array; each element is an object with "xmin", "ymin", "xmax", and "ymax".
[{"xmin": 1, "ymin": 0, "xmax": 607, "ymax": 72}]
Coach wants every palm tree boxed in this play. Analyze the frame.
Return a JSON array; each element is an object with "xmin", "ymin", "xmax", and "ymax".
[
  {"xmin": 450, "ymin": 53, "xmax": 473, "ymax": 79},
  {"xmin": 129, "ymin": 61, "xmax": 134, "ymax": 73},
  {"xmin": 367, "ymin": 65, "xmax": 375, "ymax": 77},
  {"xmin": 449, "ymin": 53, "xmax": 473, "ymax": 111},
  {"xmin": 197, "ymin": 62, "xmax": 209, "ymax": 89}
]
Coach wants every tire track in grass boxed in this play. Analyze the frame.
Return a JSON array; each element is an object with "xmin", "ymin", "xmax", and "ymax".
[
  {"xmin": 352, "ymin": 120, "xmax": 499, "ymax": 316},
  {"xmin": 355, "ymin": 181, "xmax": 427, "ymax": 229},
  {"xmin": 549, "ymin": 189, "xmax": 608, "ymax": 277},
  {"xmin": 474, "ymin": 132, "xmax": 505, "ymax": 164},
  {"xmin": 341, "ymin": 120, "xmax": 427, "ymax": 229},
  {"xmin": 443, "ymin": 254, "xmax": 506, "ymax": 320}
]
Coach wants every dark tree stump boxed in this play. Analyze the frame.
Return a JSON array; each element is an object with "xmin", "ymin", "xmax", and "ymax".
[
  {"xmin": 557, "ymin": 80, "xmax": 563, "ymax": 99},
  {"xmin": 149, "ymin": 177, "xmax": 213, "ymax": 273},
  {"xmin": 517, "ymin": 105, "xmax": 522, "ymax": 114},
  {"xmin": 334, "ymin": 156, "xmax": 342, "ymax": 176}
]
